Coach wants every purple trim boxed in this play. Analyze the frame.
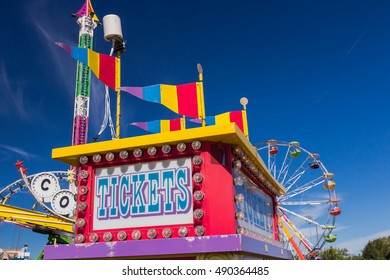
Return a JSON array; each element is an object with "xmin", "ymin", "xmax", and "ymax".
[
  {"xmin": 130, "ymin": 122, "xmax": 148, "ymax": 131},
  {"xmin": 120, "ymin": 86, "xmax": 144, "ymax": 99},
  {"xmin": 44, "ymin": 234, "xmax": 292, "ymax": 260},
  {"xmin": 55, "ymin": 42, "xmax": 72, "ymax": 56}
]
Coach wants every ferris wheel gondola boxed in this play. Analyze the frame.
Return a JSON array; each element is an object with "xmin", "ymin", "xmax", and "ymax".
[{"xmin": 256, "ymin": 140, "xmax": 341, "ymax": 259}]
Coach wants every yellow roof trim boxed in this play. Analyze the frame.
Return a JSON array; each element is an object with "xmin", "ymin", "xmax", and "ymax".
[{"xmin": 52, "ymin": 123, "xmax": 285, "ymax": 195}]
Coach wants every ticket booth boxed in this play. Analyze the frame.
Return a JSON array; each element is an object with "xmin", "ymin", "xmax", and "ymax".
[{"xmin": 44, "ymin": 124, "xmax": 291, "ymax": 260}]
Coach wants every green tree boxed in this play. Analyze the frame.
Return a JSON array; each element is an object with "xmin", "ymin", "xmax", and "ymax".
[
  {"xmin": 320, "ymin": 247, "xmax": 350, "ymax": 260},
  {"xmin": 362, "ymin": 236, "xmax": 390, "ymax": 260}
]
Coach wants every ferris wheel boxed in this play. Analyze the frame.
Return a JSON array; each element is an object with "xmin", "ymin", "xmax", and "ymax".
[{"xmin": 256, "ymin": 140, "xmax": 341, "ymax": 259}]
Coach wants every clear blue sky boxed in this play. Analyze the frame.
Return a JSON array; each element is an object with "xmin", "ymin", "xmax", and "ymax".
[{"xmin": 1, "ymin": 0, "xmax": 390, "ymax": 259}]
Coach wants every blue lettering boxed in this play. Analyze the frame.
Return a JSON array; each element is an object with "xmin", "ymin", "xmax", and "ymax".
[
  {"xmin": 95, "ymin": 162, "xmax": 194, "ymax": 221},
  {"xmin": 176, "ymin": 168, "xmax": 191, "ymax": 212},
  {"xmin": 96, "ymin": 177, "xmax": 109, "ymax": 219},
  {"xmin": 131, "ymin": 174, "xmax": 146, "ymax": 214},
  {"xmin": 162, "ymin": 170, "xmax": 174, "ymax": 212},
  {"xmin": 147, "ymin": 172, "xmax": 160, "ymax": 213},
  {"xmin": 109, "ymin": 176, "xmax": 119, "ymax": 217},
  {"xmin": 119, "ymin": 175, "xmax": 131, "ymax": 218}
]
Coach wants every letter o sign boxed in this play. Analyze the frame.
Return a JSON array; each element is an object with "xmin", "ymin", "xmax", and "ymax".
[{"xmin": 51, "ymin": 190, "xmax": 76, "ymax": 216}]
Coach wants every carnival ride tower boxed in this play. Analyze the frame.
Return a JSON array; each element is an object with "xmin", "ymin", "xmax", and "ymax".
[{"xmin": 71, "ymin": 0, "xmax": 99, "ymax": 146}]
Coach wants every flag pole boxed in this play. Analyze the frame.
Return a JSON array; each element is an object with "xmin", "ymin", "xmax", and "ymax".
[
  {"xmin": 102, "ymin": 14, "xmax": 126, "ymax": 139},
  {"xmin": 240, "ymin": 97, "xmax": 249, "ymax": 139},
  {"xmin": 197, "ymin": 63, "xmax": 206, "ymax": 127},
  {"xmin": 115, "ymin": 56, "xmax": 121, "ymax": 139},
  {"xmin": 181, "ymin": 115, "xmax": 186, "ymax": 130}
]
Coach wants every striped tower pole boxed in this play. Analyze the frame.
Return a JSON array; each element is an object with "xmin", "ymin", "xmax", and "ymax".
[{"xmin": 72, "ymin": 0, "xmax": 99, "ymax": 146}]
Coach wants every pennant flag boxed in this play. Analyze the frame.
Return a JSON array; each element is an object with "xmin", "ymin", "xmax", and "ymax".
[
  {"xmin": 120, "ymin": 83, "xmax": 203, "ymax": 119},
  {"xmin": 191, "ymin": 111, "xmax": 248, "ymax": 136},
  {"xmin": 76, "ymin": 0, "xmax": 99, "ymax": 22},
  {"xmin": 130, "ymin": 118, "xmax": 183, "ymax": 134},
  {"xmin": 55, "ymin": 42, "xmax": 118, "ymax": 90}
]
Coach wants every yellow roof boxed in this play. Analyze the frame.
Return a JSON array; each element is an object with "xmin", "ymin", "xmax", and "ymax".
[{"xmin": 52, "ymin": 123, "xmax": 285, "ymax": 195}]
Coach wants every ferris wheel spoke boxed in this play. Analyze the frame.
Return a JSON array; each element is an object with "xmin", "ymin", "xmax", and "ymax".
[
  {"xmin": 278, "ymin": 206, "xmax": 325, "ymax": 228},
  {"xmin": 269, "ymin": 156, "xmax": 277, "ymax": 178},
  {"xmin": 280, "ymin": 200, "xmax": 330, "ymax": 206},
  {"xmin": 278, "ymin": 209, "xmax": 314, "ymax": 252},
  {"xmin": 284, "ymin": 169, "xmax": 307, "ymax": 192},
  {"xmin": 279, "ymin": 177, "xmax": 325, "ymax": 201},
  {"xmin": 285, "ymin": 157, "xmax": 310, "ymax": 180},
  {"xmin": 276, "ymin": 145, "xmax": 292, "ymax": 182},
  {"xmin": 283, "ymin": 161, "xmax": 311, "ymax": 189}
]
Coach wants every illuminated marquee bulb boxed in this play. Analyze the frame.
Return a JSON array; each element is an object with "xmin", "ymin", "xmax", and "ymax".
[
  {"xmin": 103, "ymin": 232, "xmax": 113, "ymax": 242},
  {"xmin": 132, "ymin": 230, "xmax": 142, "ymax": 240},
  {"xmin": 147, "ymin": 229, "xmax": 157, "ymax": 239},
  {"xmin": 93, "ymin": 154, "xmax": 102, "ymax": 163},
  {"xmin": 193, "ymin": 190, "xmax": 205, "ymax": 201},
  {"xmin": 250, "ymin": 165, "xmax": 258, "ymax": 174},
  {"xmin": 192, "ymin": 155, "xmax": 202, "ymax": 166},
  {"xmin": 237, "ymin": 227, "xmax": 246, "ymax": 235},
  {"xmin": 235, "ymin": 212, "xmax": 245, "ymax": 220},
  {"xmin": 162, "ymin": 228, "xmax": 172, "ymax": 238},
  {"xmin": 234, "ymin": 176, "xmax": 244, "ymax": 186},
  {"xmin": 133, "ymin": 148, "xmax": 143, "ymax": 158},
  {"xmin": 232, "ymin": 146, "xmax": 243, "ymax": 156},
  {"xmin": 79, "ymin": 169, "xmax": 89, "ymax": 179},
  {"xmin": 194, "ymin": 226, "xmax": 205, "ymax": 236},
  {"xmin": 75, "ymin": 234, "xmax": 86, "ymax": 243},
  {"xmin": 89, "ymin": 233, "xmax": 100, "ymax": 243},
  {"xmin": 162, "ymin": 144, "xmax": 171, "ymax": 154},
  {"xmin": 233, "ymin": 160, "xmax": 242, "ymax": 170},
  {"xmin": 193, "ymin": 173, "xmax": 203, "ymax": 183},
  {"xmin": 75, "ymin": 218, "xmax": 86, "ymax": 227},
  {"xmin": 193, "ymin": 209, "xmax": 204, "ymax": 219},
  {"xmin": 241, "ymin": 155, "xmax": 250, "ymax": 166},
  {"xmin": 191, "ymin": 140, "xmax": 202, "ymax": 150},
  {"xmin": 234, "ymin": 193, "xmax": 245, "ymax": 203},
  {"xmin": 119, "ymin": 150, "xmax": 129, "ymax": 159},
  {"xmin": 105, "ymin": 152, "xmax": 115, "ymax": 161},
  {"xmin": 147, "ymin": 146, "xmax": 157, "ymax": 156},
  {"xmin": 176, "ymin": 143, "xmax": 186, "ymax": 152},
  {"xmin": 178, "ymin": 227, "xmax": 188, "ymax": 237},
  {"xmin": 79, "ymin": 155, "xmax": 89, "ymax": 164},
  {"xmin": 76, "ymin": 202, "xmax": 88, "ymax": 211},
  {"xmin": 79, "ymin": 186, "xmax": 88, "ymax": 195},
  {"xmin": 117, "ymin": 231, "xmax": 128, "ymax": 241}
]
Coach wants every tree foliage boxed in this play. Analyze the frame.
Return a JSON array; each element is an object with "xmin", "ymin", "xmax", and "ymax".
[
  {"xmin": 319, "ymin": 236, "xmax": 390, "ymax": 260},
  {"xmin": 320, "ymin": 247, "xmax": 350, "ymax": 260},
  {"xmin": 361, "ymin": 236, "xmax": 390, "ymax": 260}
]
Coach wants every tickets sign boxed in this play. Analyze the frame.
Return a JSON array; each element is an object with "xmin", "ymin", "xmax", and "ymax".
[{"xmin": 93, "ymin": 158, "xmax": 193, "ymax": 230}]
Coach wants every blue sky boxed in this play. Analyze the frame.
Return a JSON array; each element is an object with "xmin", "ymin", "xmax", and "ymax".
[{"xmin": 1, "ymin": 0, "xmax": 390, "ymax": 259}]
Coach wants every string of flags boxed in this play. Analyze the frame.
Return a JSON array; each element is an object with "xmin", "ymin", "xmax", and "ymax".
[
  {"xmin": 56, "ymin": 42, "xmax": 119, "ymax": 91},
  {"xmin": 55, "ymin": 42, "xmax": 248, "ymax": 137},
  {"xmin": 120, "ymin": 83, "xmax": 203, "ymax": 120},
  {"xmin": 130, "ymin": 110, "xmax": 247, "ymax": 136}
]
